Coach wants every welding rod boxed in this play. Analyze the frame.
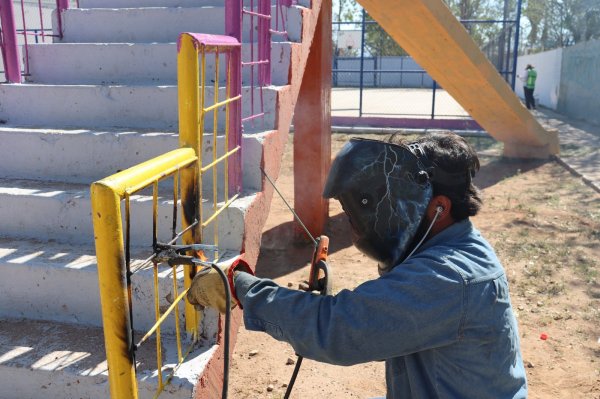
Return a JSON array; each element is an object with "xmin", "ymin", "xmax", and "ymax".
[{"xmin": 260, "ymin": 167, "xmax": 318, "ymax": 247}]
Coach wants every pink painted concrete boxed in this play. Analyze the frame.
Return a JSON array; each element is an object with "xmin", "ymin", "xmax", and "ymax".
[{"xmin": 0, "ymin": 0, "xmax": 22, "ymax": 83}]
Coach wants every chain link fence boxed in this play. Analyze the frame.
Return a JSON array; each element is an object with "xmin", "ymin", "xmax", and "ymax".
[{"xmin": 332, "ymin": 4, "xmax": 522, "ymax": 123}]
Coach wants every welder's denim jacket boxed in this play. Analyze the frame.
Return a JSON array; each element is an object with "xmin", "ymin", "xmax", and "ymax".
[{"xmin": 235, "ymin": 220, "xmax": 528, "ymax": 398}]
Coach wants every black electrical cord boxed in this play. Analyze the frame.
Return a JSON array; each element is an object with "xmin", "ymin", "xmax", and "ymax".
[
  {"xmin": 211, "ymin": 264, "xmax": 232, "ymax": 399},
  {"xmin": 284, "ymin": 355, "xmax": 303, "ymax": 399}
]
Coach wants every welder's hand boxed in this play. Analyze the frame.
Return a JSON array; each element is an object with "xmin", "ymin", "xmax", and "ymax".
[{"xmin": 186, "ymin": 258, "xmax": 253, "ymax": 314}]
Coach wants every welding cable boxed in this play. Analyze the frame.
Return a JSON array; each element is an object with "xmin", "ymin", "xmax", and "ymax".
[
  {"xmin": 211, "ymin": 263, "xmax": 232, "ymax": 399},
  {"xmin": 284, "ymin": 355, "xmax": 303, "ymax": 399},
  {"xmin": 404, "ymin": 206, "xmax": 442, "ymax": 261}
]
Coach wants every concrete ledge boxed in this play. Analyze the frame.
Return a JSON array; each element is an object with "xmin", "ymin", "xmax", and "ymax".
[
  {"xmin": 0, "ymin": 177, "xmax": 256, "ymax": 247},
  {"xmin": 0, "ymin": 318, "xmax": 217, "ymax": 399},
  {"xmin": 502, "ymin": 141, "xmax": 554, "ymax": 159},
  {"xmin": 0, "ymin": 126, "xmax": 270, "ymax": 189},
  {"xmin": 80, "ymin": 0, "xmax": 306, "ymax": 7},
  {"xmin": 80, "ymin": 0, "xmax": 216, "ymax": 7},
  {"xmin": 26, "ymin": 42, "xmax": 291, "ymax": 86},
  {"xmin": 0, "ymin": 84, "xmax": 278, "ymax": 131},
  {"xmin": 0, "ymin": 237, "xmax": 238, "ymax": 331},
  {"xmin": 57, "ymin": 6, "xmax": 302, "ymax": 44}
]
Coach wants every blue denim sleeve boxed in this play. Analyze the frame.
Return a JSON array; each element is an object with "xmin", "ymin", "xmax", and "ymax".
[{"xmin": 234, "ymin": 256, "xmax": 465, "ymax": 366}]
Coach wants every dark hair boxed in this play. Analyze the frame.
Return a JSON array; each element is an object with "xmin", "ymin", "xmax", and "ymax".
[{"xmin": 388, "ymin": 132, "xmax": 483, "ymax": 220}]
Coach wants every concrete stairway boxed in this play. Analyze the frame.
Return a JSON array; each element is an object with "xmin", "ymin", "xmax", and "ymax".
[{"xmin": 0, "ymin": 0, "xmax": 313, "ymax": 397}]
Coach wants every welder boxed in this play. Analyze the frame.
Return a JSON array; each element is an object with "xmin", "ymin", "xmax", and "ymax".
[{"xmin": 188, "ymin": 132, "xmax": 528, "ymax": 398}]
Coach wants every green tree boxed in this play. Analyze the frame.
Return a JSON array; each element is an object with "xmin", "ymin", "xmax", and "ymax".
[
  {"xmin": 363, "ymin": 13, "xmax": 406, "ymax": 56},
  {"xmin": 523, "ymin": 0, "xmax": 600, "ymax": 52}
]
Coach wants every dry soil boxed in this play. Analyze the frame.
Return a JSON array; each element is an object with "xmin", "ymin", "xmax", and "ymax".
[{"xmin": 228, "ymin": 133, "xmax": 600, "ymax": 399}]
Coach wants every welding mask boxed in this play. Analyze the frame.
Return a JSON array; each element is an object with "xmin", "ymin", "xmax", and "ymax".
[{"xmin": 323, "ymin": 138, "xmax": 433, "ymax": 271}]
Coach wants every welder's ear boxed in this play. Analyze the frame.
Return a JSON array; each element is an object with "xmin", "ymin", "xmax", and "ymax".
[{"xmin": 425, "ymin": 195, "xmax": 452, "ymax": 222}]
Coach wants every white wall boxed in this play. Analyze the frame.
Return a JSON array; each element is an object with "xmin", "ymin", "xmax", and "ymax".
[
  {"xmin": 516, "ymin": 48, "xmax": 563, "ymax": 110},
  {"xmin": 558, "ymin": 39, "xmax": 600, "ymax": 126}
]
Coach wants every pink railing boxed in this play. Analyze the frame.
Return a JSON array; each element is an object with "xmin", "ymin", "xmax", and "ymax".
[
  {"xmin": 0, "ymin": 0, "xmax": 74, "ymax": 83},
  {"xmin": 227, "ymin": 0, "xmax": 292, "ymax": 131}
]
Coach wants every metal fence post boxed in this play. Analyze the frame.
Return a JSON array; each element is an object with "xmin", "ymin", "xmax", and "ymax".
[
  {"xmin": 511, "ymin": 0, "xmax": 523, "ymax": 91},
  {"xmin": 431, "ymin": 80, "xmax": 437, "ymax": 119},
  {"xmin": 0, "ymin": 0, "xmax": 22, "ymax": 83},
  {"xmin": 358, "ymin": 8, "xmax": 366, "ymax": 117}
]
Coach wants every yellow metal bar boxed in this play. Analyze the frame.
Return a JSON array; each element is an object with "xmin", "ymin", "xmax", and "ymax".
[
  {"xmin": 152, "ymin": 261, "xmax": 164, "ymax": 390},
  {"xmin": 91, "ymin": 183, "xmax": 138, "ymax": 399},
  {"xmin": 202, "ymin": 95, "xmax": 242, "ymax": 113},
  {"xmin": 171, "ymin": 172, "xmax": 179, "ymax": 240},
  {"xmin": 97, "ymin": 148, "xmax": 196, "ymax": 197},
  {"xmin": 213, "ymin": 53, "xmax": 220, "ymax": 259},
  {"xmin": 225, "ymin": 55, "xmax": 231, "ymax": 203},
  {"xmin": 201, "ymin": 193, "xmax": 240, "ymax": 228},
  {"xmin": 177, "ymin": 33, "xmax": 202, "ymax": 335},
  {"xmin": 200, "ymin": 146, "xmax": 240, "ymax": 174},
  {"xmin": 152, "ymin": 182, "xmax": 158, "ymax": 246},
  {"xmin": 172, "ymin": 264, "xmax": 183, "ymax": 362},
  {"xmin": 136, "ymin": 288, "xmax": 189, "ymax": 348},
  {"xmin": 197, "ymin": 50, "xmax": 207, "ymax": 248},
  {"xmin": 151, "ymin": 181, "xmax": 163, "ymax": 390}
]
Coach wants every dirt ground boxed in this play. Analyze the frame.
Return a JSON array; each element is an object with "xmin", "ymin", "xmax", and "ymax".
[{"xmin": 229, "ymin": 132, "xmax": 600, "ymax": 398}]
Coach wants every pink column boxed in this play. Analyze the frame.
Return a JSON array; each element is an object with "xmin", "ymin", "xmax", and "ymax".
[
  {"xmin": 225, "ymin": 0, "xmax": 243, "ymax": 194},
  {"xmin": 56, "ymin": 0, "xmax": 70, "ymax": 11},
  {"xmin": 258, "ymin": 0, "xmax": 271, "ymax": 85},
  {"xmin": 293, "ymin": 0, "xmax": 332, "ymax": 238},
  {"xmin": 0, "ymin": 0, "xmax": 22, "ymax": 83},
  {"xmin": 55, "ymin": 0, "xmax": 70, "ymax": 39}
]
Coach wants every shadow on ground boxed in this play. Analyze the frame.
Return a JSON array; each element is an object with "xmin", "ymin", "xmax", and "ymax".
[
  {"xmin": 475, "ymin": 157, "xmax": 550, "ymax": 190},
  {"xmin": 255, "ymin": 212, "xmax": 353, "ymax": 279}
]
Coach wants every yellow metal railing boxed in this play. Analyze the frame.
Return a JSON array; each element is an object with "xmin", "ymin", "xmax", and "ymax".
[{"xmin": 91, "ymin": 32, "xmax": 242, "ymax": 398}]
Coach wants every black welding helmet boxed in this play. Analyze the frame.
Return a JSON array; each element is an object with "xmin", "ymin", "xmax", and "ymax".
[{"xmin": 323, "ymin": 138, "xmax": 433, "ymax": 271}]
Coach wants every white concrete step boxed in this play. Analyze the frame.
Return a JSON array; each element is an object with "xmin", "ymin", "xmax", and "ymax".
[
  {"xmin": 0, "ymin": 83, "xmax": 278, "ymax": 131},
  {"xmin": 0, "ymin": 177, "xmax": 256, "ymax": 247},
  {"xmin": 56, "ymin": 6, "xmax": 302, "ymax": 43},
  {"xmin": 0, "ymin": 318, "xmax": 217, "ymax": 399},
  {"xmin": 79, "ymin": 0, "xmax": 310, "ymax": 7},
  {"xmin": 25, "ymin": 42, "xmax": 291, "ymax": 86},
  {"xmin": 0, "ymin": 126, "xmax": 266, "ymax": 190},
  {"xmin": 80, "ymin": 0, "xmax": 218, "ymax": 7},
  {"xmin": 0, "ymin": 237, "xmax": 234, "ymax": 332}
]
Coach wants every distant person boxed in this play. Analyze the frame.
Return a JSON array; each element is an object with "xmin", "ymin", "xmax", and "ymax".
[{"xmin": 522, "ymin": 64, "xmax": 537, "ymax": 110}]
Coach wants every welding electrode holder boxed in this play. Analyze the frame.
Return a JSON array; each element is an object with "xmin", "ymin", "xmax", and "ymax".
[{"xmin": 303, "ymin": 235, "xmax": 332, "ymax": 295}]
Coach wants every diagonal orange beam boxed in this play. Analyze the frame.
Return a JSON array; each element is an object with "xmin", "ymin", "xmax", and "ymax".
[{"xmin": 356, "ymin": 0, "xmax": 559, "ymax": 158}]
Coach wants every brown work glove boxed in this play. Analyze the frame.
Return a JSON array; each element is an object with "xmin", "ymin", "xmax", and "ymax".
[{"xmin": 186, "ymin": 258, "xmax": 253, "ymax": 314}]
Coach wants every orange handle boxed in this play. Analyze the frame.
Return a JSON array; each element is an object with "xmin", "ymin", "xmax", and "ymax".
[{"xmin": 308, "ymin": 235, "xmax": 329, "ymax": 289}]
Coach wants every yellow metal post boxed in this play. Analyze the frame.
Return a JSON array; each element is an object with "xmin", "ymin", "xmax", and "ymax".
[
  {"xmin": 91, "ymin": 148, "xmax": 196, "ymax": 398},
  {"xmin": 91, "ymin": 183, "xmax": 138, "ymax": 399},
  {"xmin": 178, "ymin": 33, "xmax": 202, "ymax": 335}
]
